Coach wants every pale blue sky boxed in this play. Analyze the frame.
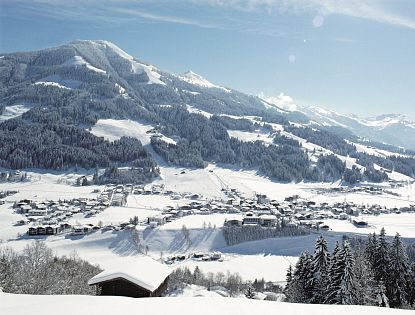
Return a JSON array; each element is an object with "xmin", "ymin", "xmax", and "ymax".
[{"xmin": 1, "ymin": 0, "xmax": 415, "ymax": 118}]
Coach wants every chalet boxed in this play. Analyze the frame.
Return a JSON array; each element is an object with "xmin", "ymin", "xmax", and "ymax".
[
  {"xmin": 71, "ymin": 225, "xmax": 90, "ymax": 235},
  {"xmin": 338, "ymin": 213, "xmax": 349, "ymax": 220},
  {"xmin": 320, "ymin": 224, "xmax": 330, "ymax": 231},
  {"xmin": 147, "ymin": 215, "xmax": 168, "ymax": 227},
  {"xmin": 45, "ymin": 225, "xmax": 60, "ymax": 235},
  {"xmin": 242, "ymin": 214, "xmax": 261, "ymax": 226},
  {"xmin": 28, "ymin": 227, "xmax": 37, "ymax": 236},
  {"xmin": 353, "ymin": 220, "xmax": 368, "ymax": 227},
  {"xmin": 28, "ymin": 209, "xmax": 48, "ymax": 216},
  {"xmin": 257, "ymin": 194, "xmax": 270, "ymax": 204},
  {"xmin": 19, "ymin": 204, "xmax": 32, "ymax": 214},
  {"xmin": 88, "ymin": 257, "xmax": 171, "ymax": 298},
  {"xmin": 36, "ymin": 226, "xmax": 46, "ymax": 235},
  {"xmin": 224, "ymin": 218, "xmax": 243, "ymax": 227},
  {"xmin": 259, "ymin": 214, "xmax": 277, "ymax": 227},
  {"xmin": 16, "ymin": 218, "xmax": 29, "ymax": 225}
]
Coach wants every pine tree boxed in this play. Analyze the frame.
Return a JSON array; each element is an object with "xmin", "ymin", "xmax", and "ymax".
[
  {"xmin": 339, "ymin": 242, "xmax": 358, "ymax": 305},
  {"xmin": 375, "ymin": 281, "xmax": 389, "ymax": 308},
  {"xmin": 311, "ymin": 235, "xmax": 329, "ymax": 303},
  {"xmin": 353, "ymin": 244, "xmax": 376, "ymax": 305},
  {"xmin": 374, "ymin": 228, "xmax": 390, "ymax": 284},
  {"xmin": 365, "ymin": 232, "xmax": 378, "ymax": 269},
  {"xmin": 325, "ymin": 241, "xmax": 342, "ymax": 304},
  {"xmin": 388, "ymin": 233, "xmax": 410, "ymax": 308},
  {"xmin": 408, "ymin": 264, "xmax": 415, "ymax": 307},
  {"xmin": 287, "ymin": 252, "xmax": 314, "ymax": 303},
  {"xmin": 284, "ymin": 265, "xmax": 294, "ymax": 299}
]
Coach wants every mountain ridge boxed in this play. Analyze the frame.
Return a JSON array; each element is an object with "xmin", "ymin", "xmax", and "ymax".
[{"xmin": 1, "ymin": 40, "xmax": 415, "ymax": 185}]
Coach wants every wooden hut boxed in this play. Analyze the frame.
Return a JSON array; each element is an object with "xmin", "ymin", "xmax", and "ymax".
[{"xmin": 88, "ymin": 257, "xmax": 171, "ymax": 298}]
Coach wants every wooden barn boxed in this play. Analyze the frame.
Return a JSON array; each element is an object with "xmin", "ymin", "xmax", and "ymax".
[{"xmin": 88, "ymin": 257, "xmax": 171, "ymax": 298}]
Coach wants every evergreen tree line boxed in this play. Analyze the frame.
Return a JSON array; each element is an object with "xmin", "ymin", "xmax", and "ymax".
[
  {"xmin": 285, "ymin": 125, "xmax": 357, "ymax": 156},
  {"xmin": 93, "ymin": 162, "xmax": 160, "ymax": 185},
  {"xmin": 0, "ymin": 241, "xmax": 101, "ymax": 295},
  {"xmin": 0, "ymin": 118, "xmax": 156, "ymax": 171},
  {"xmin": 285, "ymin": 230, "xmax": 415, "ymax": 309},
  {"xmin": 210, "ymin": 115, "xmax": 261, "ymax": 132},
  {"xmin": 223, "ymin": 223, "xmax": 310, "ymax": 246}
]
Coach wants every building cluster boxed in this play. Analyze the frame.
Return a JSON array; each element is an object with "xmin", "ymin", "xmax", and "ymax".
[
  {"xmin": 144, "ymin": 187, "xmax": 415, "ymax": 232},
  {"xmin": 13, "ymin": 197, "xmax": 110, "ymax": 236},
  {"xmin": 319, "ymin": 181, "xmax": 413, "ymax": 197},
  {"xmin": 14, "ymin": 184, "xmax": 137, "ymax": 237},
  {"xmin": 164, "ymin": 251, "xmax": 222, "ymax": 264}
]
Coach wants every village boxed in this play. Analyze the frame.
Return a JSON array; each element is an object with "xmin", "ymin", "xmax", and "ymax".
[{"xmin": 3, "ymin": 180, "xmax": 414, "ymax": 240}]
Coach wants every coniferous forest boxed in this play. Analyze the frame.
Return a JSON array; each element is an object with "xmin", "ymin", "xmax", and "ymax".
[{"xmin": 285, "ymin": 229, "xmax": 415, "ymax": 310}]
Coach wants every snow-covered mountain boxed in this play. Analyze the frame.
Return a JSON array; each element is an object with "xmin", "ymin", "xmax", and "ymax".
[
  {"xmin": 0, "ymin": 40, "xmax": 292, "ymax": 121},
  {"xmin": 179, "ymin": 70, "xmax": 230, "ymax": 92},
  {"xmin": 1, "ymin": 39, "xmax": 414, "ymax": 155},
  {"xmin": 265, "ymin": 96, "xmax": 415, "ymax": 150}
]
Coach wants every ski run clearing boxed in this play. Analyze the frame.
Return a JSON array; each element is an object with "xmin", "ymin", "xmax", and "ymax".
[{"xmin": 0, "ymin": 293, "xmax": 411, "ymax": 315}]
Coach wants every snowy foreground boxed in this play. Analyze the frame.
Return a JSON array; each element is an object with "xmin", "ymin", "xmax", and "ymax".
[{"xmin": 0, "ymin": 294, "xmax": 411, "ymax": 315}]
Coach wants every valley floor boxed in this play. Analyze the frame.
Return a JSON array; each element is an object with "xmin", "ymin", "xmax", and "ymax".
[{"xmin": 1, "ymin": 164, "xmax": 415, "ymax": 284}]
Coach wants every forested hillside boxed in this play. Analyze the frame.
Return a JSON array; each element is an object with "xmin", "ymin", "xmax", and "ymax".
[{"xmin": 1, "ymin": 40, "xmax": 415, "ymax": 184}]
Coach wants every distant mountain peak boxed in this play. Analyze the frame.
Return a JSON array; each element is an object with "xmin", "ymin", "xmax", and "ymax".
[
  {"xmin": 69, "ymin": 39, "xmax": 135, "ymax": 61},
  {"xmin": 179, "ymin": 70, "xmax": 230, "ymax": 92}
]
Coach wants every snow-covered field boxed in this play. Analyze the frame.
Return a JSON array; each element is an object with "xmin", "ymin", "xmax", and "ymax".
[
  {"xmin": 322, "ymin": 213, "xmax": 415, "ymax": 238},
  {"xmin": 228, "ymin": 130, "xmax": 275, "ymax": 144},
  {"xmin": 0, "ymin": 293, "xmax": 410, "ymax": 315},
  {"xmin": 90, "ymin": 119, "xmax": 153, "ymax": 144},
  {"xmin": 90, "ymin": 118, "xmax": 176, "ymax": 145},
  {"xmin": 174, "ymin": 254, "xmax": 297, "ymax": 283},
  {"xmin": 160, "ymin": 214, "xmax": 242, "ymax": 230}
]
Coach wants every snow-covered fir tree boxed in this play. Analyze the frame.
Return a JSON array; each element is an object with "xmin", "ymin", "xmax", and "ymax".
[
  {"xmin": 374, "ymin": 228, "xmax": 390, "ymax": 284},
  {"xmin": 325, "ymin": 241, "xmax": 343, "ymax": 304},
  {"xmin": 388, "ymin": 233, "xmax": 410, "ymax": 308},
  {"xmin": 338, "ymin": 242, "xmax": 358, "ymax": 305},
  {"xmin": 311, "ymin": 235, "xmax": 329, "ymax": 303},
  {"xmin": 286, "ymin": 252, "xmax": 314, "ymax": 303},
  {"xmin": 353, "ymin": 244, "xmax": 377, "ymax": 305},
  {"xmin": 285, "ymin": 231, "xmax": 414, "ymax": 310}
]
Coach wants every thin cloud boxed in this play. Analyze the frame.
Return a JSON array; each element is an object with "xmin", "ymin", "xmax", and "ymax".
[
  {"xmin": 333, "ymin": 37, "xmax": 355, "ymax": 43},
  {"xmin": 5, "ymin": 0, "xmax": 415, "ymax": 36},
  {"xmin": 110, "ymin": 7, "xmax": 228, "ymax": 30},
  {"xmin": 194, "ymin": 0, "xmax": 415, "ymax": 30}
]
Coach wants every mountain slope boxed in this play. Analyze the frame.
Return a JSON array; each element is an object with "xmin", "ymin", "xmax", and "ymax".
[
  {"xmin": 1, "ymin": 40, "xmax": 415, "ymax": 184},
  {"xmin": 265, "ymin": 96, "xmax": 415, "ymax": 150}
]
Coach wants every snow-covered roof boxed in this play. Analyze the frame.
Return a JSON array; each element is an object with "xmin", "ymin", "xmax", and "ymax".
[
  {"xmin": 88, "ymin": 256, "xmax": 172, "ymax": 292},
  {"xmin": 259, "ymin": 214, "xmax": 277, "ymax": 220}
]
